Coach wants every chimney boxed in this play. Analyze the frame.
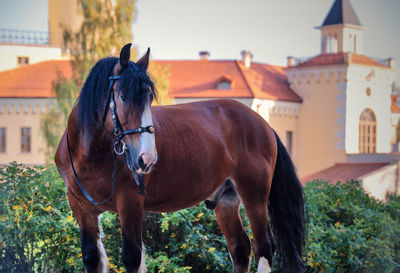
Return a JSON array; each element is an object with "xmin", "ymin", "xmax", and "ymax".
[
  {"xmin": 241, "ymin": 50, "xmax": 253, "ymax": 68},
  {"xmin": 287, "ymin": 56, "xmax": 295, "ymax": 67},
  {"xmin": 388, "ymin": 58, "xmax": 395, "ymax": 69},
  {"xmin": 199, "ymin": 51, "xmax": 210, "ymax": 60},
  {"xmin": 344, "ymin": 52, "xmax": 352, "ymax": 64}
]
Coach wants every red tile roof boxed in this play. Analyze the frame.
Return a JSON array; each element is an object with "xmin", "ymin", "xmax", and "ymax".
[
  {"xmin": 0, "ymin": 60, "xmax": 73, "ymax": 98},
  {"xmin": 290, "ymin": 53, "xmax": 388, "ymax": 69},
  {"xmin": 155, "ymin": 60, "xmax": 302, "ymax": 102},
  {"xmin": 0, "ymin": 59, "xmax": 301, "ymax": 103},
  {"xmin": 300, "ymin": 162, "xmax": 391, "ymax": 185}
]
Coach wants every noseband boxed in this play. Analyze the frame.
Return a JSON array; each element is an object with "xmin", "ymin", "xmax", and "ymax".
[{"xmin": 66, "ymin": 73, "xmax": 154, "ymax": 206}]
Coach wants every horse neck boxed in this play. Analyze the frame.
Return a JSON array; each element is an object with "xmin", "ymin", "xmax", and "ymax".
[{"xmin": 67, "ymin": 107, "xmax": 112, "ymax": 162}]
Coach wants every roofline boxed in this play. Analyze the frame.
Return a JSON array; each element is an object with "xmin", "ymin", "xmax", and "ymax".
[
  {"xmin": 357, "ymin": 162, "xmax": 396, "ymax": 180},
  {"xmin": 171, "ymin": 96, "xmax": 302, "ymax": 103},
  {"xmin": 234, "ymin": 60, "xmax": 256, "ymax": 97},
  {"xmin": 315, "ymin": 23, "xmax": 364, "ymax": 30},
  {"xmin": 0, "ymin": 96, "xmax": 56, "ymax": 99},
  {"xmin": 285, "ymin": 61, "xmax": 391, "ymax": 70},
  {"xmin": 0, "ymin": 42, "xmax": 62, "ymax": 49}
]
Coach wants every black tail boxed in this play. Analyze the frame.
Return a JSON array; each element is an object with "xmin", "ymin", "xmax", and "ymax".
[{"xmin": 268, "ymin": 131, "xmax": 306, "ymax": 272}]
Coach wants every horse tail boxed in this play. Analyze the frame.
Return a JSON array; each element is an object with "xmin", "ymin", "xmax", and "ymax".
[{"xmin": 268, "ymin": 130, "xmax": 306, "ymax": 272}]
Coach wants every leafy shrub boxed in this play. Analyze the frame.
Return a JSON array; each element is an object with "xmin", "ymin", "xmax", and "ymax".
[
  {"xmin": 143, "ymin": 207, "xmax": 231, "ymax": 273},
  {"xmin": 304, "ymin": 180, "xmax": 400, "ymax": 272},
  {"xmin": 1, "ymin": 163, "xmax": 400, "ymax": 272},
  {"xmin": 0, "ymin": 163, "xmax": 82, "ymax": 272},
  {"xmin": 0, "ymin": 163, "xmax": 124, "ymax": 273}
]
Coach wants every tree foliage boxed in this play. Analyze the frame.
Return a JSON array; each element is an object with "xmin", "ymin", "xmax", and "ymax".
[
  {"xmin": 40, "ymin": 74, "xmax": 78, "ymax": 160},
  {"xmin": 41, "ymin": 0, "xmax": 172, "ymax": 160},
  {"xmin": 63, "ymin": 0, "xmax": 136, "ymax": 83}
]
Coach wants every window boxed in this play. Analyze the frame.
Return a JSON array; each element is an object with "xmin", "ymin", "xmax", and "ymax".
[
  {"xmin": 21, "ymin": 127, "xmax": 31, "ymax": 153},
  {"xmin": 216, "ymin": 80, "xmax": 231, "ymax": 90},
  {"xmin": 286, "ymin": 131, "xmax": 293, "ymax": 155},
  {"xmin": 327, "ymin": 34, "xmax": 338, "ymax": 53},
  {"xmin": 0, "ymin": 128, "xmax": 6, "ymax": 153},
  {"xmin": 359, "ymin": 109, "xmax": 376, "ymax": 153},
  {"xmin": 366, "ymin": 87, "xmax": 371, "ymax": 97},
  {"xmin": 17, "ymin": 56, "xmax": 29, "ymax": 66}
]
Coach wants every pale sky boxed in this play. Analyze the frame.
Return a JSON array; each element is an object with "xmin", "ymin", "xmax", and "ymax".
[{"xmin": 0, "ymin": 0, "xmax": 399, "ymax": 69}]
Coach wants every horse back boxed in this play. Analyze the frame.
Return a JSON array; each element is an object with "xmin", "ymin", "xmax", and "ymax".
[{"xmin": 145, "ymin": 99, "xmax": 277, "ymax": 211}]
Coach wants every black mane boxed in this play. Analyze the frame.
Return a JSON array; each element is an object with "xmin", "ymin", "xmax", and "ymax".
[{"xmin": 77, "ymin": 57, "xmax": 156, "ymax": 141}]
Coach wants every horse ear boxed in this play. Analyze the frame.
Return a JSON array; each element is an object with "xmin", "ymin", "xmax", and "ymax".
[
  {"xmin": 119, "ymin": 43, "xmax": 132, "ymax": 68},
  {"xmin": 137, "ymin": 48, "xmax": 150, "ymax": 70}
]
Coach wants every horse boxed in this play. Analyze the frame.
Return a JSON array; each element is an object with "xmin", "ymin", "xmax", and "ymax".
[{"xmin": 55, "ymin": 43, "xmax": 306, "ymax": 273}]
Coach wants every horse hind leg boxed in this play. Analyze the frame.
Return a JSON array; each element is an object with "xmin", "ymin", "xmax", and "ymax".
[
  {"xmin": 234, "ymin": 168, "xmax": 275, "ymax": 273},
  {"xmin": 214, "ymin": 182, "xmax": 251, "ymax": 273}
]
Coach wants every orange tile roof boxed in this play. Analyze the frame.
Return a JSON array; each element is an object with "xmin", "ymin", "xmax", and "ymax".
[
  {"xmin": 0, "ymin": 60, "xmax": 73, "ymax": 98},
  {"xmin": 290, "ymin": 53, "xmax": 388, "ymax": 69},
  {"xmin": 300, "ymin": 162, "xmax": 391, "ymax": 185},
  {"xmin": 155, "ymin": 60, "xmax": 302, "ymax": 102},
  {"xmin": 0, "ymin": 59, "xmax": 301, "ymax": 103}
]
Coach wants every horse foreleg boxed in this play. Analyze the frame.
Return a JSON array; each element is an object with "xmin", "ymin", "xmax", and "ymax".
[
  {"xmin": 214, "ymin": 186, "xmax": 251, "ymax": 273},
  {"xmin": 68, "ymin": 194, "xmax": 108, "ymax": 273},
  {"xmin": 118, "ymin": 197, "xmax": 146, "ymax": 273}
]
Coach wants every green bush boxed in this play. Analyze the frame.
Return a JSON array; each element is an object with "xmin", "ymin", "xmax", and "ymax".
[
  {"xmin": 304, "ymin": 180, "xmax": 400, "ymax": 272},
  {"xmin": 0, "ymin": 163, "xmax": 125, "ymax": 273},
  {"xmin": 0, "ymin": 163, "xmax": 82, "ymax": 272},
  {"xmin": 1, "ymin": 163, "xmax": 400, "ymax": 272}
]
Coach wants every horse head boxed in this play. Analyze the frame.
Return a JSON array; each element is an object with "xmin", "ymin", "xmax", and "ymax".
[{"xmin": 105, "ymin": 44, "xmax": 158, "ymax": 174}]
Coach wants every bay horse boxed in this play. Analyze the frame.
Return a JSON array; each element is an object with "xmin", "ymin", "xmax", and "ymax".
[{"xmin": 55, "ymin": 43, "xmax": 306, "ymax": 273}]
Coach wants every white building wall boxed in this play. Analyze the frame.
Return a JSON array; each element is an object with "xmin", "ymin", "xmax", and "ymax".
[
  {"xmin": 362, "ymin": 164, "xmax": 398, "ymax": 200},
  {"xmin": 0, "ymin": 44, "xmax": 66, "ymax": 72},
  {"xmin": 345, "ymin": 65, "xmax": 395, "ymax": 153}
]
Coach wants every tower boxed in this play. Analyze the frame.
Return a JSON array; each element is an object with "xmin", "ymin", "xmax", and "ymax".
[
  {"xmin": 286, "ymin": 0, "xmax": 396, "ymax": 178},
  {"xmin": 318, "ymin": 0, "xmax": 364, "ymax": 54},
  {"xmin": 48, "ymin": 0, "xmax": 82, "ymax": 47}
]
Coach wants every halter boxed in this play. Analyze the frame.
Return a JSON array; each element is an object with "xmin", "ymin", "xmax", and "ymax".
[{"xmin": 66, "ymin": 72, "xmax": 155, "ymax": 205}]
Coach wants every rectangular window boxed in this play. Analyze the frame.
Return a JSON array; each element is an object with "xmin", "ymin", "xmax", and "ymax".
[
  {"xmin": 21, "ymin": 127, "xmax": 31, "ymax": 153},
  {"xmin": 286, "ymin": 131, "xmax": 293, "ymax": 155},
  {"xmin": 0, "ymin": 128, "xmax": 6, "ymax": 153},
  {"xmin": 17, "ymin": 56, "xmax": 29, "ymax": 66}
]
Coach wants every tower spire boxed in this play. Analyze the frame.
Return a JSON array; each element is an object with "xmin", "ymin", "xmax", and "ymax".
[
  {"xmin": 322, "ymin": 0, "xmax": 361, "ymax": 26},
  {"xmin": 319, "ymin": 0, "xmax": 363, "ymax": 54}
]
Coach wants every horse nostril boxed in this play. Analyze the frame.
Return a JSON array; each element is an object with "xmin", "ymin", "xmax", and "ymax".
[{"xmin": 138, "ymin": 155, "xmax": 146, "ymax": 170}]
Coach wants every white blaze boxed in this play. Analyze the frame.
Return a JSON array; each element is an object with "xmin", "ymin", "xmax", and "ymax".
[
  {"xmin": 256, "ymin": 257, "xmax": 271, "ymax": 273},
  {"xmin": 139, "ymin": 103, "xmax": 156, "ymax": 169}
]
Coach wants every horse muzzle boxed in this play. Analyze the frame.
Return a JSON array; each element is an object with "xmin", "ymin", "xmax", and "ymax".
[
  {"xmin": 137, "ymin": 152, "xmax": 158, "ymax": 174},
  {"xmin": 125, "ymin": 145, "xmax": 157, "ymax": 174}
]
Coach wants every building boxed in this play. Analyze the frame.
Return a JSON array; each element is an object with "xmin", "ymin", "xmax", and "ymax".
[
  {"xmin": 0, "ymin": 0, "xmax": 398, "ymax": 199},
  {"xmin": 0, "ymin": 0, "xmax": 80, "ymax": 164},
  {"xmin": 0, "ymin": 60, "xmax": 72, "ymax": 164},
  {"xmin": 0, "ymin": 0, "xmax": 80, "ymax": 72}
]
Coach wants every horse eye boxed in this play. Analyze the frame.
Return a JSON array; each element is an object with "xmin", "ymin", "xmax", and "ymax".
[{"xmin": 121, "ymin": 95, "xmax": 126, "ymax": 102}]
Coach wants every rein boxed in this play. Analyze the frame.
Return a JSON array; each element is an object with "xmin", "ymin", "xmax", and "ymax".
[{"xmin": 66, "ymin": 73, "xmax": 155, "ymax": 206}]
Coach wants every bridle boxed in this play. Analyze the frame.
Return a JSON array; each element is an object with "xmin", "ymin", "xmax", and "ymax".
[
  {"xmin": 108, "ymin": 75, "xmax": 155, "ymax": 156},
  {"xmin": 66, "ymin": 72, "xmax": 155, "ymax": 205}
]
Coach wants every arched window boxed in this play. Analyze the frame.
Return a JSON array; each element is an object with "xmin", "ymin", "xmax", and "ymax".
[{"xmin": 359, "ymin": 109, "xmax": 376, "ymax": 153}]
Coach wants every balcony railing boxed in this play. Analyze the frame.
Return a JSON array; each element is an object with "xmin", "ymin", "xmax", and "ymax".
[{"xmin": 0, "ymin": 29, "xmax": 49, "ymax": 45}]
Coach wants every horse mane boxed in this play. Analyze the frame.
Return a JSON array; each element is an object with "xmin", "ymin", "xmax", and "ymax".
[{"xmin": 77, "ymin": 57, "xmax": 157, "ymax": 142}]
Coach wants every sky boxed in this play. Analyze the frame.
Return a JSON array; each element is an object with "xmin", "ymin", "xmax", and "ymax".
[{"xmin": 0, "ymin": 0, "xmax": 399, "ymax": 69}]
